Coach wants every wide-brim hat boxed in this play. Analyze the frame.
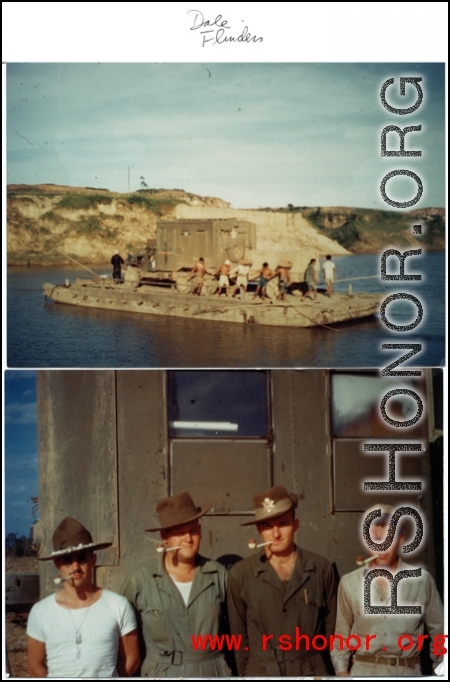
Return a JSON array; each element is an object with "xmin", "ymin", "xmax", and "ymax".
[
  {"xmin": 38, "ymin": 517, "xmax": 112, "ymax": 560},
  {"xmin": 241, "ymin": 484, "xmax": 298, "ymax": 526},
  {"xmin": 277, "ymin": 260, "xmax": 293, "ymax": 268},
  {"xmin": 239, "ymin": 258, "xmax": 253, "ymax": 266},
  {"xmin": 146, "ymin": 491, "xmax": 212, "ymax": 532}
]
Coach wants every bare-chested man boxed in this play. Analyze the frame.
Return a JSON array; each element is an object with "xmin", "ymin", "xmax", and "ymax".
[
  {"xmin": 191, "ymin": 257, "xmax": 206, "ymax": 296},
  {"xmin": 215, "ymin": 259, "xmax": 232, "ymax": 297},
  {"xmin": 275, "ymin": 264, "xmax": 292, "ymax": 302},
  {"xmin": 252, "ymin": 263, "xmax": 273, "ymax": 301}
]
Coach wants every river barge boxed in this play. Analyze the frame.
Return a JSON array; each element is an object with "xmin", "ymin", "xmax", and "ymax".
[{"xmin": 43, "ymin": 277, "xmax": 381, "ymax": 329}]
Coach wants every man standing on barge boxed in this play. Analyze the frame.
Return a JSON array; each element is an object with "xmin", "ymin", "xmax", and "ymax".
[
  {"xmin": 111, "ymin": 250, "xmax": 124, "ymax": 283},
  {"xmin": 322, "ymin": 255, "xmax": 336, "ymax": 297}
]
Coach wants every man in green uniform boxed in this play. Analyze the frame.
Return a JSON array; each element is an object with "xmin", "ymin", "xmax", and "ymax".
[
  {"xmin": 227, "ymin": 484, "xmax": 337, "ymax": 676},
  {"xmin": 120, "ymin": 491, "xmax": 231, "ymax": 677}
]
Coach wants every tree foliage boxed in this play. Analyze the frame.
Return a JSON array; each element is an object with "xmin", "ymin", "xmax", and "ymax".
[
  {"xmin": 331, "ymin": 221, "xmax": 361, "ymax": 249},
  {"xmin": 5, "ymin": 531, "xmax": 36, "ymax": 557},
  {"xmin": 420, "ymin": 215, "xmax": 445, "ymax": 245}
]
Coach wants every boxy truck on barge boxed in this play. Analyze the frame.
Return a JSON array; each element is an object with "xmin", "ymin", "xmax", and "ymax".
[
  {"xmin": 130, "ymin": 218, "xmax": 315, "ymax": 296},
  {"xmin": 34, "ymin": 369, "xmax": 443, "ymax": 604}
]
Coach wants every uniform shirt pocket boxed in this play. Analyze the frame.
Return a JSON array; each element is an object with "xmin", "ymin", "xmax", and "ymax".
[{"xmin": 142, "ymin": 607, "xmax": 173, "ymax": 647}]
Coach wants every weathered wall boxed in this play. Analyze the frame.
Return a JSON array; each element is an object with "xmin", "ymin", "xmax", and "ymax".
[
  {"xmin": 37, "ymin": 370, "xmax": 118, "ymax": 597},
  {"xmin": 37, "ymin": 370, "xmax": 436, "ymax": 595}
]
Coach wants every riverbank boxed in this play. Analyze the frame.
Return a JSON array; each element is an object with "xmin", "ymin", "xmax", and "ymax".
[{"xmin": 9, "ymin": 184, "xmax": 444, "ymax": 266}]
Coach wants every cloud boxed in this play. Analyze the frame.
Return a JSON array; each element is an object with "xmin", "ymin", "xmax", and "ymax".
[
  {"xmin": 6, "ymin": 454, "xmax": 38, "ymax": 471},
  {"xmin": 5, "ymin": 484, "xmax": 29, "ymax": 496},
  {"xmin": 5, "ymin": 401, "xmax": 37, "ymax": 425},
  {"xmin": 7, "ymin": 63, "xmax": 445, "ymax": 208}
]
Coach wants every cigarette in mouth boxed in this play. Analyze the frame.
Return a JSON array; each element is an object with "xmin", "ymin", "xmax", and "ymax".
[
  {"xmin": 248, "ymin": 540, "xmax": 272, "ymax": 550},
  {"xmin": 53, "ymin": 573, "xmax": 75, "ymax": 585},
  {"xmin": 156, "ymin": 544, "xmax": 183, "ymax": 553},
  {"xmin": 356, "ymin": 555, "xmax": 378, "ymax": 566}
]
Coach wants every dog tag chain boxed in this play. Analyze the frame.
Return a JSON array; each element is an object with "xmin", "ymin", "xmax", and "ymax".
[{"xmin": 68, "ymin": 607, "xmax": 91, "ymax": 660}]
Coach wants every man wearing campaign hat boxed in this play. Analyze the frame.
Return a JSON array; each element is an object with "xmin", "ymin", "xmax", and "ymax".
[
  {"xmin": 331, "ymin": 504, "xmax": 444, "ymax": 677},
  {"xmin": 227, "ymin": 484, "xmax": 337, "ymax": 677},
  {"xmin": 120, "ymin": 491, "xmax": 232, "ymax": 677},
  {"xmin": 26, "ymin": 517, "xmax": 140, "ymax": 678}
]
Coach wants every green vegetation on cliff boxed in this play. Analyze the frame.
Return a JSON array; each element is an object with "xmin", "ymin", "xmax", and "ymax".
[
  {"xmin": 7, "ymin": 184, "xmax": 445, "ymax": 265},
  {"xmin": 125, "ymin": 192, "xmax": 183, "ymax": 215},
  {"xmin": 57, "ymin": 194, "xmax": 113, "ymax": 209},
  {"xmin": 282, "ymin": 206, "xmax": 445, "ymax": 252},
  {"xmin": 420, "ymin": 214, "xmax": 445, "ymax": 245},
  {"xmin": 6, "ymin": 184, "xmax": 219, "ymax": 265}
]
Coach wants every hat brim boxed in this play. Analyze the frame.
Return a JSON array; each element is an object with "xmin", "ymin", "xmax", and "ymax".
[
  {"xmin": 240, "ymin": 497, "xmax": 295, "ymax": 526},
  {"xmin": 38, "ymin": 541, "xmax": 112, "ymax": 561},
  {"xmin": 145, "ymin": 502, "xmax": 212, "ymax": 532}
]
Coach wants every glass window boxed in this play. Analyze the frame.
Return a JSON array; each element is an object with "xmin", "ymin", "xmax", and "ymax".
[
  {"xmin": 168, "ymin": 371, "xmax": 268, "ymax": 437},
  {"xmin": 330, "ymin": 372, "xmax": 427, "ymax": 438}
]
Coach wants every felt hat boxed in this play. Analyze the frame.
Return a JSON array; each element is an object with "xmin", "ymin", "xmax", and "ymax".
[
  {"xmin": 241, "ymin": 484, "xmax": 298, "ymax": 526},
  {"xmin": 38, "ymin": 517, "xmax": 112, "ymax": 560},
  {"xmin": 146, "ymin": 491, "xmax": 212, "ymax": 532}
]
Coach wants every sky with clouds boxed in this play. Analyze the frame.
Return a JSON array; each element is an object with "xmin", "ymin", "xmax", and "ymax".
[{"xmin": 7, "ymin": 62, "xmax": 445, "ymax": 209}]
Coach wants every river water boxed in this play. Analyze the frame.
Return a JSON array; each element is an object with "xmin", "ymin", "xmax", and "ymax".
[{"xmin": 7, "ymin": 252, "xmax": 445, "ymax": 368}]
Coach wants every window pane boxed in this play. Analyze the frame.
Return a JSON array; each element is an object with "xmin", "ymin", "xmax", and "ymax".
[
  {"xmin": 168, "ymin": 371, "xmax": 268, "ymax": 437},
  {"xmin": 331, "ymin": 373, "xmax": 427, "ymax": 438}
]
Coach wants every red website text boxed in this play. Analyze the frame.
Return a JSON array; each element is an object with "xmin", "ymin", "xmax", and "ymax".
[{"xmin": 191, "ymin": 631, "xmax": 448, "ymax": 655}]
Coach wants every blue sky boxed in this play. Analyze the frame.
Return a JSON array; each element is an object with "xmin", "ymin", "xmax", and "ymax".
[
  {"xmin": 4, "ymin": 371, "xmax": 38, "ymax": 537},
  {"xmin": 7, "ymin": 62, "xmax": 445, "ymax": 209}
]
